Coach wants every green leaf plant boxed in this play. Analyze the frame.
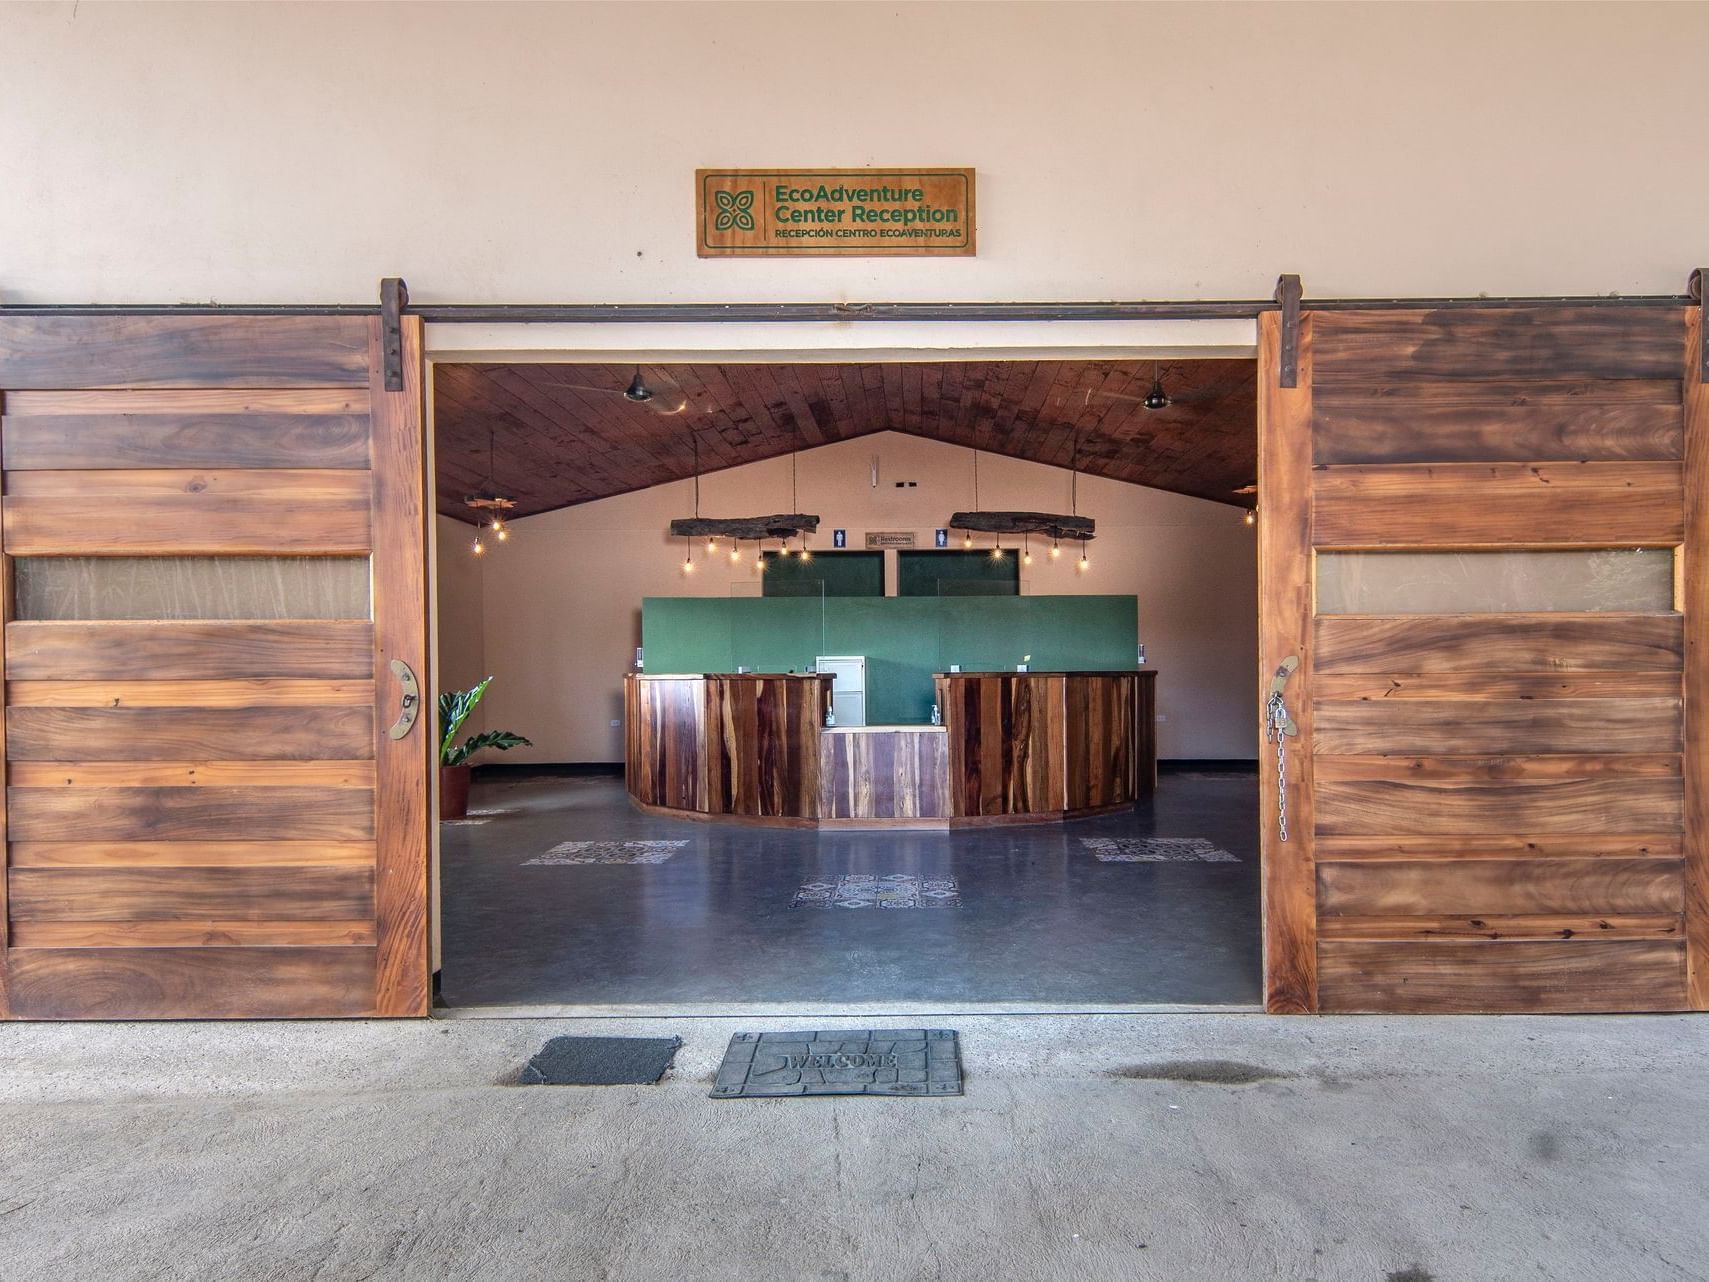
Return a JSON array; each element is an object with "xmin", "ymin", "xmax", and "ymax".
[{"xmin": 438, "ymin": 677, "xmax": 532, "ymax": 768}]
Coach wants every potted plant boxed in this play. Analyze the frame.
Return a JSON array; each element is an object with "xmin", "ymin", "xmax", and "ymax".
[{"xmin": 439, "ymin": 677, "xmax": 531, "ymax": 820}]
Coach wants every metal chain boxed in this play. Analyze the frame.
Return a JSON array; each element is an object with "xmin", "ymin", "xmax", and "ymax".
[{"xmin": 1265, "ymin": 691, "xmax": 1290, "ymax": 843}]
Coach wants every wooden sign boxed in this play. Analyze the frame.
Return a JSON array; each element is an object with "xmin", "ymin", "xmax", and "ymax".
[
  {"xmin": 865, "ymin": 531, "xmax": 917, "ymax": 549},
  {"xmin": 697, "ymin": 168, "xmax": 976, "ymax": 257}
]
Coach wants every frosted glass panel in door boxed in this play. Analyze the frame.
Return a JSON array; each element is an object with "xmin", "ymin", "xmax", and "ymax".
[
  {"xmin": 13, "ymin": 556, "xmax": 371, "ymax": 620},
  {"xmin": 1315, "ymin": 549, "xmax": 1675, "ymax": 615}
]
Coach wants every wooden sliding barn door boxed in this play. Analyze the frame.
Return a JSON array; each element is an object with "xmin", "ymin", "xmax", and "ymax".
[
  {"xmin": 1259, "ymin": 303, "xmax": 1707, "ymax": 1013},
  {"xmin": 0, "ymin": 314, "xmax": 431, "ymax": 1018}
]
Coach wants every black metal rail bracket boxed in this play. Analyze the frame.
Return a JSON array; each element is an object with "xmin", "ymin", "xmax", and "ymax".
[
  {"xmin": 381, "ymin": 277, "xmax": 409, "ymax": 391},
  {"xmin": 1690, "ymin": 268, "xmax": 1706, "ymax": 383},
  {"xmin": 1274, "ymin": 274, "xmax": 1302, "ymax": 388}
]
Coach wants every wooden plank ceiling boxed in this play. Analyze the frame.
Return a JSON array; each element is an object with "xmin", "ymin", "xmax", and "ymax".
[{"xmin": 433, "ymin": 359, "xmax": 1256, "ymax": 522}]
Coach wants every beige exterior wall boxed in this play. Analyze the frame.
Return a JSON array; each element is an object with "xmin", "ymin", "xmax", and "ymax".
[
  {"xmin": 441, "ymin": 432, "xmax": 1257, "ymax": 764},
  {"xmin": 3, "ymin": 1, "xmax": 1706, "ymax": 307}
]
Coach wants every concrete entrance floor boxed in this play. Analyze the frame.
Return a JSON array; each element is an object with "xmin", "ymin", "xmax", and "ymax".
[
  {"xmin": 2, "ymin": 1011, "xmax": 1705, "ymax": 1280},
  {"xmin": 440, "ymin": 770, "xmax": 1261, "ymax": 1008}
]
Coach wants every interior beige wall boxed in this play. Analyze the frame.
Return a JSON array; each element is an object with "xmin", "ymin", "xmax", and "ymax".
[
  {"xmin": 434, "ymin": 513, "xmax": 488, "ymax": 730},
  {"xmin": 445, "ymin": 432, "xmax": 1257, "ymax": 764},
  {"xmin": 3, "ymin": 1, "xmax": 1707, "ymax": 305}
]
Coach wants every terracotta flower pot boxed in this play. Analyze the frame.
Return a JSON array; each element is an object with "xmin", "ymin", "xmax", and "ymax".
[{"xmin": 439, "ymin": 764, "xmax": 473, "ymax": 820}]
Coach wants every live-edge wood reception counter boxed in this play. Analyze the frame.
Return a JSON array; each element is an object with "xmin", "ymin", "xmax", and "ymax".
[{"xmin": 625, "ymin": 670, "xmax": 1156, "ymax": 828}]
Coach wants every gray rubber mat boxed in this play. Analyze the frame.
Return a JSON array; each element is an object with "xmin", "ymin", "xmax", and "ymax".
[
  {"xmin": 710, "ymin": 1029, "xmax": 962, "ymax": 1098},
  {"xmin": 518, "ymin": 1035, "xmax": 681, "ymax": 1085}
]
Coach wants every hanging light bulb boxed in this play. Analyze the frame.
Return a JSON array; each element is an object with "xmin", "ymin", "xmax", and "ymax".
[
  {"xmin": 1244, "ymin": 508, "xmax": 1257, "ymax": 527},
  {"xmin": 1050, "ymin": 537, "xmax": 1061, "ymax": 561},
  {"xmin": 493, "ymin": 516, "xmax": 509, "ymax": 543},
  {"xmin": 1078, "ymin": 547, "xmax": 1090, "ymax": 573},
  {"xmin": 990, "ymin": 536, "xmax": 1004, "ymax": 560},
  {"xmin": 707, "ymin": 537, "xmax": 718, "ymax": 554},
  {"xmin": 1023, "ymin": 534, "xmax": 1033, "ymax": 567},
  {"xmin": 471, "ymin": 533, "xmax": 485, "ymax": 557},
  {"xmin": 730, "ymin": 540, "xmax": 742, "ymax": 563},
  {"xmin": 963, "ymin": 530, "xmax": 973, "ymax": 549},
  {"xmin": 799, "ymin": 533, "xmax": 812, "ymax": 562},
  {"xmin": 682, "ymin": 536, "xmax": 695, "ymax": 574}
]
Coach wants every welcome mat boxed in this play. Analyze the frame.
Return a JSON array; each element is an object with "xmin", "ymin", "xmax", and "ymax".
[
  {"xmin": 710, "ymin": 1029, "xmax": 962, "ymax": 1098},
  {"xmin": 1081, "ymin": 837, "xmax": 1239, "ymax": 863},
  {"xmin": 518, "ymin": 1035, "xmax": 682, "ymax": 1085}
]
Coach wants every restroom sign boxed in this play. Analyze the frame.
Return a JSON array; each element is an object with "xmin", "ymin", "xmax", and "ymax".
[{"xmin": 697, "ymin": 168, "xmax": 976, "ymax": 257}]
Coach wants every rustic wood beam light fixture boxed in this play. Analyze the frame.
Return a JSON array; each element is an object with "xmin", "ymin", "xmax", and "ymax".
[
  {"xmin": 670, "ymin": 426, "xmax": 820, "ymax": 555},
  {"xmin": 946, "ymin": 511, "xmax": 1094, "ymax": 541},
  {"xmin": 463, "ymin": 426, "xmax": 516, "ymax": 555}
]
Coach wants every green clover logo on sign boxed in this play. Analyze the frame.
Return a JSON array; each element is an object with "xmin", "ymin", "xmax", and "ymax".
[{"xmin": 713, "ymin": 189, "xmax": 756, "ymax": 232}]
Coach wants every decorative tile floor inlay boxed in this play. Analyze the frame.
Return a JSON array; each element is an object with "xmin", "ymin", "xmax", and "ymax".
[
  {"xmin": 710, "ymin": 1029, "xmax": 963, "ymax": 1098},
  {"xmin": 1082, "ymin": 837, "xmax": 1240, "ymax": 863},
  {"xmin": 791, "ymin": 873, "xmax": 961, "ymax": 909},
  {"xmin": 524, "ymin": 840, "xmax": 690, "ymax": 866}
]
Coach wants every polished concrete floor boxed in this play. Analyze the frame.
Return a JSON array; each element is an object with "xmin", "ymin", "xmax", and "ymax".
[{"xmin": 439, "ymin": 770, "xmax": 1261, "ymax": 1009}]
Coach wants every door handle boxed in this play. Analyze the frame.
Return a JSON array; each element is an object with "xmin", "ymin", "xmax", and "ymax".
[{"xmin": 387, "ymin": 658, "xmax": 422, "ymax": 740}]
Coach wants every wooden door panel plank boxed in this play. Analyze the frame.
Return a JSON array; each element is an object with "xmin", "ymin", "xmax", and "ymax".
[
  {"xmin": 1315, "ymin": 777, "xmax": 1683, "ymax": 835},
  {"xmin": 1315, "ymin": 834, "xmax": 1682, "ymax": 861},
  {"xmin": 6, "ymin": 679, "xmax": 374, "ymax": 707},
  {"xmin": 8, "ymin": 787, "xmax": 375, "ymax": 842},
  {"xmin": 11, "ymin": 841, "xmax": 375, "ymax": 867},
  {"xmin": 1685, "ymin": 307, "xmax": 1709, "ymax": 1009},
  {"xmin": 1314, "ymin": 615, "xmax": 1684, "ymax": 673},
  {"xmin": 1314, "ymin": 673, "xmax": 1683, "ymax": 700},
  {"xmin": 6, "ymin": 621, "xmax": 374, "ymax": 679},
  {"xmin": 8, "ymin": 920, "xmax": 377, "ymax": 948},
  {"xmin": 368, "ymin": 315, "xmax": 433, "ymax": 1017},
  {"xmin": 10, "ymin": 866, "xmax": 374, "ymax": 922},
  {"xmin": 1313, "ymin": 700, "xmax": 1682, "ymax": 755},
  {"xmin": 3, "ymin": 497, "xmax": 371, "ymax": 555},
  {"xmin": 1317, "ymin": 940, "xmax": 1687, "ymax": 1013},
  {"xmin": 5, "ymin": 470, "xmax": 374, "ymax": 501},
  {"xmin": 1319, "ymin": 914, "xmax": 1682, "ymax": 942},
  {"xmin": 5, "ymin": 948, "xmax": 376, "ymax": 1019},
  {"xmin": 7, "ymin": 706, "xmax": 375, "ymax": 761},
  {"xmin": 1311, "ymin": 309, "xmax": 1685, "ymax": 383},
  {"xmin": 1312, "ymin": 383, "xmax": 1682, "ymax": 465},
  {"xmin": 2, "ymin": 414, "xmax": 371, "ymax": 471},
  {"xmin": 3, "ymin": 389, "xmax": 371, "ymax": 416},
  {"xmin": 0, "ymin": 316, "xmax": 371, "ymax": 388},
  {"xmin": 1257, "ymin": 309, "xmax": 1318, "ymax": 1013},
  {"xmin": 9, "ymin": 761, "xmax": 376, "ymax": 788},
  {"xmin": 1317, "ymin": 857, "xmax": 1684, "ymax": 916},
  {"xmin": 1316, "ymin": 756, "xmax": 1679, "ymax": 785},
  {"xmin": 1312, "ymin": 462, "xmax": 1683, "ymax": 546}
]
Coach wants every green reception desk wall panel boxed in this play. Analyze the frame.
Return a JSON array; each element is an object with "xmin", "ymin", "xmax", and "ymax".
[{"xmin": 641, "ymin": 595, "xmax": 1139, "ymax": 725}]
